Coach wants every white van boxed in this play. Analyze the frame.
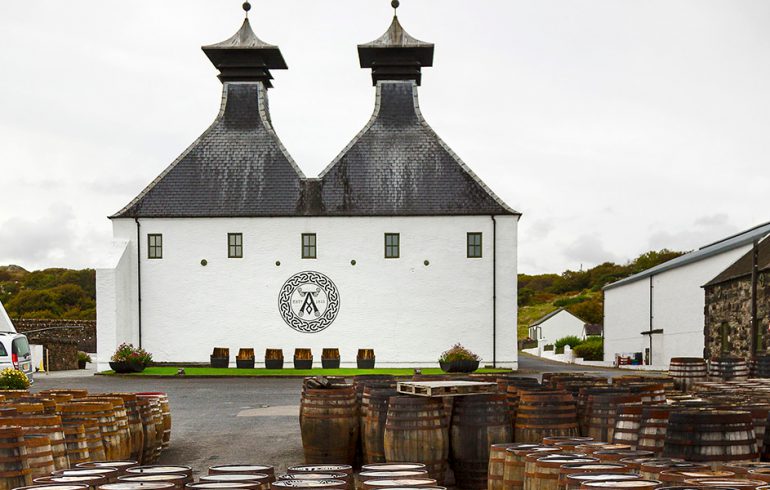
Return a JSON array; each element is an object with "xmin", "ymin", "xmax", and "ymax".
[{"xmin": 0, "ymin": 300, "xmax": 34, "ymax": 382}]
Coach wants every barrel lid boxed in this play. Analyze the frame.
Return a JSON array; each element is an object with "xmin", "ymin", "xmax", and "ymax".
[
  {"xmin": 200, "ymin": 475, "xmax": 270, "ymax": 483},
  {"xmin": 288, "ymin": 466, "xmax": 352, "ymax": 474},
  {"xmin": 273, "ymin": 481, "xmax": 347, "ymax": 488},
  {"xmin": 78, "ymin": 462, "xmax": 139, "ymax": 470},
  {"xmin": 663, "ymin": 471, "xmax": 735, "ymax": 479},
  {"xmin": 359, "ymin": 471, "xmax": 427, "ymax": 478},
  {"xmin": 582, "ymin": 481, "xmax": 661, "ymax": 488},
  {"xmin": 98, "ymin": 484, "xmax": 175, "ymax": 490},
  {"xmin": 15, "ymin": 486, "xmax": 90, "ymax": 490},
  {"xmin": 186, "ymin": 484, "xmax": 260, "ymax": 489},
  {"xmin": 209, "ymin": 465, "xmax": 274, "ymax": 473},
  {"xmin": 361, "ymin": 464, "xmax": 426, "ymax": 472},
  {"xmin": 119, "ymin": 475, "xmax": 189, "ymax": 482},
  {"xmin": 682, "ymin": 479, "xmax": 766, "ymax": 487},
  {"xmin": 127, "ymin": 467, "xmax": 193, "ymax": 475},
  {"xmin": 36, "ymin": 477, "xmax": 107, "ymax": 483},
  {"xmin": 657, "ymin": 487, "xmax": 740, "ymax": 490},
  {"xmin": 505, "ymin": 443, "xmax": 544, "ymax": 454},
  {"xmin": 566, "ymin": 473, "xmax": 641, "ymax": 482},
  {"xmin": 278, "ymin": 474, "xmax": 346, "ymax": 481},
  {"xmin": 644, "ymin": 463, "xmax": 709, "ymax": 470},
  {"xmin": 367, "ymin": 488, "xmax": 445, "ymax": 490},
  {"xmin": 560, "ymin": 464, "xmax": 627, "ymax": 471},
  {"xmin": 57, "ymin": 469, "xmax": 119, "ymax": 477},
  {"xmin": 362, "ymin": 480, "xmax": 436, "ymax": 487}
]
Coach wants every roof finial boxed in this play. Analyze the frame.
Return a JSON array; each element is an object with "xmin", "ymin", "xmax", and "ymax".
[
  {"xmin": 391, "ymin": 0, "xmax": 399, "ymax": 16},
  {"xmin": 242, "ymin": 1, "xmax": 251, "ymax": 18}
]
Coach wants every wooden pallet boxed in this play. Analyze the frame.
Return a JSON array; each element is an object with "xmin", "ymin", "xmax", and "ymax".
[{"xmin": 396, "ymin": 380, "xmax": 497, "ymax": 397}]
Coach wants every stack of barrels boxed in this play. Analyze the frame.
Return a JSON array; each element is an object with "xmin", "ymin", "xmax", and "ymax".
[{"xmin": 0, "ymin": 387, "xmax": 171, "ymax": 484}]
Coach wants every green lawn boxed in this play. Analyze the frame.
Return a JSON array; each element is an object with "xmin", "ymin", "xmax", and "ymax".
[{"xmin": 99, "ymin": 367, "xmax": 512, "ymax": 377}]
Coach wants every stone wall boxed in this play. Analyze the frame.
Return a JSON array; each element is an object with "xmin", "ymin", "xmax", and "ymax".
[
  {"xmin": 704, "ymin": 271, "xmax": 770, "ymax": 359},
  {"xmin": 10, "ymin": 319, "xmax": 96, "ymax": 353}
]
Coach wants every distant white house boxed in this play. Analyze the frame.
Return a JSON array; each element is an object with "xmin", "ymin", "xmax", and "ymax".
[
  {"xmin": 528, "ymin": 308, "xmax": 586, "ymax": 344},
  {"xmin": 603, "ymin": 221, "xmax": 770, "ymax": 367},
  {"xmin": 0, "ymin": 300, "xmax": 15, "ymax": 332}
]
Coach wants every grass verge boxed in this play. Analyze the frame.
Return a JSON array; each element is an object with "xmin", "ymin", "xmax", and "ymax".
[{"xmin": 98, "ymin": 367, "xmax": 512, "ymax": 377}]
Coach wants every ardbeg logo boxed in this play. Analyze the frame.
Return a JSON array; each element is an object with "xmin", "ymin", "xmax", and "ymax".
[{"xmin": 278, "ymin": 271, "xmax": 340, "ymax": 333}]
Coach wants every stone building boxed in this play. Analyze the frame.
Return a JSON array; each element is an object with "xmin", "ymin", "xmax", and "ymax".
[
  {"xmin": 95, "ymin": 6, "xmax": 520, "ymax": 370},
  {"xmin": 703, "ymin": 237, "xmax": 770, "ymax": 359}
]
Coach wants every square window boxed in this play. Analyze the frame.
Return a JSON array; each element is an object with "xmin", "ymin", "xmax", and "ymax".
[
  {"xmin": 385, "ymin": 233, "xmax": 400, "ymax": 259},
  {"xmin": 302, "ymin": 233, "xmax": 317, "ymax": 259},
  {"xmin": 228, "ymin": 233, "xmax": 243, "ymax": 258},
  {"xmin": 148, "ymin": 234, "xmax": 163, "ymax": 259},
  {"xmin": 467, "ymin": 232, "xmax": 482, "ymax": 258}
]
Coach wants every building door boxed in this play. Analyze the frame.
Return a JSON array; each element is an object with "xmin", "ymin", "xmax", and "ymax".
[{"xmin": 650, "ymin": 333, "xmax": 665, "ymax": 366}]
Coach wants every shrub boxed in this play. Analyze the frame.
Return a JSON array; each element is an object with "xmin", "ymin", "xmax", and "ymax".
[
  {"xmin": 553, "ymin": 296, "xmax": 589, "ymax": 308},
  {"xmin": 77, "ymin": 351, "xmax": 92, "ymax": 363},
  {"xmin": 543, "ymin": 344, "xmax": 554, "ymax": 351},
  {"xmin": 439, "ymin": 343, "xmax": 480, "ymax": 363},
  {"xmin": 111, "ymin": 343, "xmax": 153, "ymax": 366},
  {"xmin": 573, "ymin": 337, "xmax": 603, "ymax": 361},
  {"xmin": 520, "ymin": 338, "xmax": 538, "ymax": 350},
  {"xmin": 0, "ymin": 368, "xmax": 30, "ymax": 389},
  {"xmin": 554, "ymin": 335, "xmax": 583, "ymax": 354}
]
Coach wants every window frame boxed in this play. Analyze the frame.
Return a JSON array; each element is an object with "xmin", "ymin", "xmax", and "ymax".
[
  {"xmin": 302, "ymin": 233, "xmax": 317, "ymax": 259},
  {"xmin": 467, "ymin": 232, "xmax": 483, "ymax": 258},
  {"xmin": 228, "ymin": 233, "xmax": 243, "ymax": 259},
  {"xmin": 384, "ymin": 233, "xmax": 400, "ymax": 259},
  {"xmin": 147, "ymin": 234, "xmax": 163, "ymax": 259}
]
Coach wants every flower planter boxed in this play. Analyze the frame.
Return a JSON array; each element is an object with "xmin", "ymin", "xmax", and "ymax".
[
  {"xmin": 110, "ymin": 361, "xmax": 133, "ymax": 374},
  {"xmin": 78, "ymin": 360, "xmax": 87, "ymax": 370},
  {"xmin": 294, "ymin": 358, "xmax": 313, "ymax": 370},
  {"xmin": 321, "ymin": 358, "xmax": 340, "ymax": 369},
  {"xmin": 265, "ymin": 358, "xmax": 284, "ymax": 369},
  {"xmin": 128, "ymin": 360, "xmax": 146, "ymax": 373},
  {"xmin": 210, "ymin": 356, "xmax": 229, "ymax": 369},
  {"xmin": 439, "ymin": 359, "xmax": 480, "ymax": 373},
  {"xmin": 357, "ymin": 358, "xmax": 376, "ymax": 369},
  {"xmin": 236, "ymin": 358, "xmax": 255, "ymax": 369}
]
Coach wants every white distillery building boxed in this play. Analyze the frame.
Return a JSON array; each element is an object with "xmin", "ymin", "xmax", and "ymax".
[
  {"xmin": 95, "ymin": 8, "xmax": 520, "ymax": 370},
  {"xmin": 603, "ymin": 221, "xmax": 770, "ymax": 367},
  {"xmin": 528, "ymin": 308, "xmax": 586, "ymax": 345}
]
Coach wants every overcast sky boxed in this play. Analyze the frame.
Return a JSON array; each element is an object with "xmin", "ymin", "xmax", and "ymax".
[{"xmin": 1, "ymin": 1, "xmax": 768, "ymax": 274}]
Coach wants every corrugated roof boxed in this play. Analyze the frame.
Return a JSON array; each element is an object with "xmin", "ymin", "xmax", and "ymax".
[
  {"xmin": 704, "ymin": 236, "xmax": 770, "ymax": 287},
  {"xmin": 604, "ymin": 221, "xmax": 770, "ymax": 291}
]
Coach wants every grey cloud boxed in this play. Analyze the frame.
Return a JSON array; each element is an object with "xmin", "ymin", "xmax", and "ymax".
[
  {"xmin": 564, "ymin": 234, "xmax": 619, "ymax": 266},
  {"xmin": 648, "ymin": 215, "xmax": 739, "ymax": 252}
]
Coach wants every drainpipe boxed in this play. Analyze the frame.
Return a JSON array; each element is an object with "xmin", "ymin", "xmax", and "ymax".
[
  {"xmin": 491, "ymin": 215, "xmax": 497, "ymax": 368},
  {"xmin": 649, "ymin": 276, "xmax": 654, "ymax": 364},
  {"xmin": 135, "ymin": 218, "xmax": 142, "ymax": 349},
  {"xmin": 751, "ymin": 239, "xmax": 759, "ymax": 356}
]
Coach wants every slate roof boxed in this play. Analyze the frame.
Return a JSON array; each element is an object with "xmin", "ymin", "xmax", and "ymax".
[
  {"xmin": 112, "ymin": 83, "xmax": 304, "ymax": 218},
  {"xmin": 529, "ymin": 308, "xmax": 574, "ymax": 328},
  {"xmin": 704, "ymin": 236, "xmax": 770, "ymax": 287},
  {"xmin": 318, "ymin": 81, "xmax": 518, "ymax": 216},
  {"xmin": 604, "ymin": 221, "xmax": 770, "ymax": 291},
  {"xmin": 584, "ymin": 324, "xmax": 603, "ymax": 336}
]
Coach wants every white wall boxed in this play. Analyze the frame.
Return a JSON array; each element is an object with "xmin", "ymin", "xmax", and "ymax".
[
  {"xmin": 96, "ymin": 239, "xmax": 137, "ymax": 369},
  {"xmin": 533, "ymin": 310, "xmax": 585, "ymax": 343},
  {"xmin": 604, "ymin": 244, "xmax": 752, "ymax": 367},
  {"xmin": 97, "ymin": 215, "xmax": 518, "ymax": 370}
]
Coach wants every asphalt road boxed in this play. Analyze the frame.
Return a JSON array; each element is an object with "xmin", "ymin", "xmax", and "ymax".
[{"xmin": 28, "ymin": 357, "xmax": 663, "ymax": 476}]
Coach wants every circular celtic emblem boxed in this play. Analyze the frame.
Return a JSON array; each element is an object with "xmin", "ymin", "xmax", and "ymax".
[{"xmin": 278, "ymin": 271, "xmax": 340, "ymax": 333}]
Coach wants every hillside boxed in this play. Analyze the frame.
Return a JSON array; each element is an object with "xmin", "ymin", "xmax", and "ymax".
[
  {"xmin": 0, "ymin": 265, "xmax": 96, "ymax": 320},
  {"xmin": 517, "ymin": 249, "xmax": 685, "ymax": 339}
]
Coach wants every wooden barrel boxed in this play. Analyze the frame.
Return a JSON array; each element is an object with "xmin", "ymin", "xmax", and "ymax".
[
  {"xmin": 637, "ymin": 406, "xmax": 672, "ymax": 455},
  {"xmin": 585, "ymin": 392, "xmax": 641, "ymax": 442},
  {"xmin": 358, "ymin": 471, "xmax": 429, "ymax": 485},
  {"xmin": 34, "ymin": 475, "xmax": 107, "ymax": 489},
  {"xmin": 626, "ymin": 384, "xmax": 666, "ymax": 406},
  {"xmin": 187, "ymin": 484, "xmax": 261, "ymax": 490},
  {"xmin": 97, "ymin": 483, "xmax": 176, "ymax": 490},
  {"xmin": 612, "ymin": 404, "xmax": 643, "ymax": 449},
  {"xmin": 199, "ymin": 474, "xmax": 271, "ymax": 487},
  {"xmin": 500, "ymin": 378, "xmax": 541, "ymax": 425},
  {"xmin": 0, "ymin": 426, "xmax": 32, "ymax": 490},
  {"xmin": 668, "ymin": 358, "xmax": 708, "ymax": 392},
  {"xmin": 361, "ymin": 479, "xmax": 437, "ymax": 489},
  {"xmin": 136, "ymin": 399, "xmax": 159, "ymax": 465},
  {"xmin": 564, "ymin": 473, "xmax": 641, "ymax": 490},
  {"xmin": 118, "ymin": 474, "xmax": 190, "ymax": 490},
  {"xmin": 515, "ymin": 389, "xmax": 578, "ymax": 443},
  {"xmin": 721, "ymin": 463, "xmax": 770, "ymax": 475},
  {"xmin": 58, "ymin": 402, "xmax": 121, "ymax": 461},
  {"xmin": 749, "ymin": 469, "xmax": 770, "ymax": 483},
  {"xmin": 664, "ymin": 410, "xmax": 758, "ymax": 467},
  {"xmin": 85, "ymin": 397, "xmax": 132, "ymax": 460},
  {"xmin": 528, "ymin": 455, "xmax": 598, "ymax": 490},
  {"xmin": 272, "ymin": 480, "xmax": 347, "ymax": 490},
  {"xmin": 638, "ymin": 462, "xmax": 708, "ymax": 481},
  {"xmin": 22, "ymin": 434, "xmax": 55, "ymax": 479},
  {"xmin": 579, "ymin": 480, "xmax": 660, "ymax": 490},
  {"xmin": 209, "ymin": 466, "xmax": 275, "ymax": 482},
  {"xmin": 125, "ymin": 467, "xmax": 193, "ymax": 479},
  {"xmin": 501, "ymin": 444, "xmax": 549, "ymax": 490},
  {"xmin": 0, "ymin": 390, "xmax": 30, "ymax": 399},
  {"xmin": 659, "ymin": 470, "xmax": 736, "ymax": 484},
  {"xmin": 753, "ymin": 356, "xmax": 770, "ymax": 379},
  {"xmin": 16, "ymin": 397, "xmax": 58, "ymax": 415},
  {"xmin": 13, "ymin": 485, "xmax": 90, "ymax": 490},
  {"xmin": 524, "ymin": 451, "xmax": 575, "ymax": 490},
  {"xmin": 451, "ymin": 394, "xmax": 512, "ymax": 489},
  {"xmin": 54, "ymin": 468, "xmax": 121, "ymax": 484},
  {"xmin": 106, "ymin": 393, "xmax": 145, "ymax": 463},
  {"xmin": 135, "ymin": 393, "xmax": 171, "ymax": 451},
  {"xmin": 383, "ymin": 397, "xmax": 448, "ymax": 484},
  {"xmin": 489, "ymin": 444, "xmax": 523, "ymax": 490},
  {"xmin": 594, "ymin": 450, "xmax": 655, "ymax": 463},
  {"xmin": 6, "ymin": 403, "xmax": 46, "ymax": 415},
  {"xmin": 682, "ymin": 478, "xmax": 765, "ymax": 489},
  {"xmin": 557, "ymin": 464, "xmax": 628, "ymax": 490},
  {"xmin": 287, "ymin": 464, "xmax": 352, "ymax": 490},
  {"xmin": 300, "ymin": 386, "xmax": 358, "ymax": 465},
  {"xmin": 0, "ymin": 414, "xmax": 69, "ymax": 470},
  {"xmin": 543, "ymin": 437, "xmax": 594, "ymax": 447},
  {"xmin": 710, "ymin": 358, "xmax": 750, "ymax": 381},
  {"xmin": 75, "ymin": 461, "xmax": 139, "ymax": 475},
  {"xmin": 363, "ymin": 387, "xmax": 399, "ymax": 464}
]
